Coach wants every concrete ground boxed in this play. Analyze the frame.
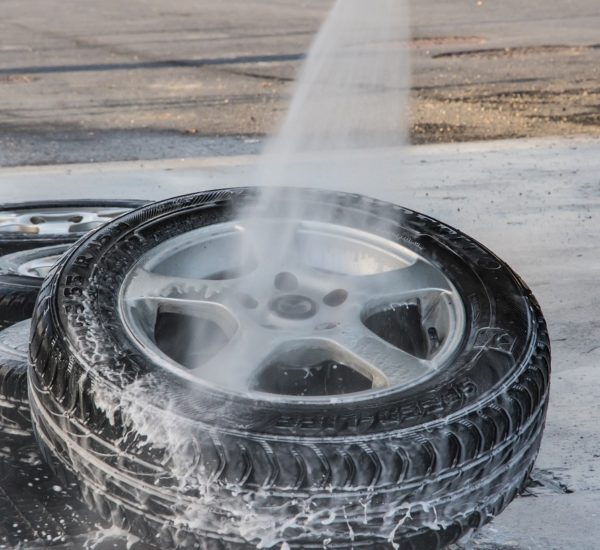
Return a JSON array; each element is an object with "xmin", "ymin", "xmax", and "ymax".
[
  {"xmin": 1, "ymin": 0, "xmax": 600, "ymax": 165},
  {"xmin": 1, "ymin": 137, "xmax": 598, "ymax": 548}
]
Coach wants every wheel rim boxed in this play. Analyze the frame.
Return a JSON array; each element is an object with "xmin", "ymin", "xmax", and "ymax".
[
  {"xmin": 0, "ymin": 206, "xmax": 132, "ymax": 235},
  {"xmin": 119, "ymin": 219, "xmax": 466, "ymax": 403},
  {"xmin": 0, "ymin": 244, "xmax": 71, "ymax": 279},
  {"xmin": 17, "ymin": 252, "xmax": 65, "ymax": 278}
]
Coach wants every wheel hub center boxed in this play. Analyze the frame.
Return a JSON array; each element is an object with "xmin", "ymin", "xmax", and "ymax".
[{"xmin": 270, "ymin": 294, "xmax": 317, "ymax": 320}]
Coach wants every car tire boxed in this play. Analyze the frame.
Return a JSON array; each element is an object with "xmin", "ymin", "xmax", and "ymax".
[
  {"xmin": 0, "ymin": 320, "xmax": 30, "ymax": 433},
  {"xmin": 0, "ymin": 245, "xmax": 71, "ymax": 330},
  {"xmin": 28, "ymin": 188, "xmax": 550, "ymax": 549}
]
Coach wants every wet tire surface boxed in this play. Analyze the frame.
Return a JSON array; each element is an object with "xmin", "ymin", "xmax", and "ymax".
[
  {"xmin": 0, "ymin": 247, "xmax": 70, "ymax": 331},
  {"xmin": 27, "ymin": 189, "xmax": 551, "ymax": 549},
  {"xmin": 0, "ymin": 320, "xmax": 96, "ymax": 548},
  {"xmin": 0, "ymin": 320, "xmax": 31, "ymax": 426},
  {"xmin": 0, "ymin": 275, "xmax": 42, "ymax": 331}
]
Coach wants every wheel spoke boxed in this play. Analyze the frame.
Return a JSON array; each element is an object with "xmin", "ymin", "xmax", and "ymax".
[
  {"xmin": 124, "ymin": 268, "xmax": 236, "ymax": 302},
  {"xmin": 242, "ymin": 218, "xmax": 303, "ymax": 270},
  {"xmin": 142, "ymin": 296, "xmax": 237, "ymax": 322},
  {"xmin": 124, "ymin": 269, "xmax": 242, "ymax": 347},
  {"xmin": 281, "ymin": 258, "xmax": 451, "ymax": 306},
  {"xmin": 191, "ymin": 325, "xmax": 279, "ymax": 390},
  {"xmin": 126, "ymin": 295, "xmax": 239, "ymax": 350},
  {"xmin": 325, "ymin": 326, "xmax": 433, "ymax": 388},
  {"xmin": 351, "ymin": 259, "xmax": 452, "ymax": 298}
]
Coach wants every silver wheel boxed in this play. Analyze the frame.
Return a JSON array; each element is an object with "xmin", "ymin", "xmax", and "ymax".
[
  {"xmin": 0, "ymin": 245, "xmax": 70, "ymax": 279},
  {"xmin": 0, "ymin": 207, "xmax": 132, "ymax": 235},
  {"xmin": 17, "ymin": 253, "xmax": 64, "ymax": 279},
  {"xmin": 119, "ymin": 219, "xmax": 465, "ymax": 403}
]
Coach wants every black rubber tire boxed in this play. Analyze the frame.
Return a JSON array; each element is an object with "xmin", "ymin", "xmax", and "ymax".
[
  {"xmin": 28, "ymin": 188, "xmax": 551, "ymax": 549},
  {"xmin": 0, "ymin": 319, "xmax": 132, "ymax": 550},
  {"xmin": 0, "ymin": 244, "xmax": 72, "ymax": 330},
  {"xmin": 0, "ymin": 320, "xmax": 31, "ymax": 433},
  {"xmin": 0, "ymin": 274, "xmax": 41, "ymax": 330},
  {"xmin": 0, "ymin": 199, "xmax": 146, "ymax": 257}
]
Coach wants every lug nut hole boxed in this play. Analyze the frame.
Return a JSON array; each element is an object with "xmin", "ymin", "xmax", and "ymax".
[
  {"xmin": 274, "ymin": 271, "xmax": 299, "ymax": 292},
  {"xmin": 323, "ymin": 289, "xmax": 348, "ymax": 307}
]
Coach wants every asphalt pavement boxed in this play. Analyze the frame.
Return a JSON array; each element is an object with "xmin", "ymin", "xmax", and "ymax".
[{"xmin": 0, "ymin": 0, "xmax": 599, "ymax": 165}]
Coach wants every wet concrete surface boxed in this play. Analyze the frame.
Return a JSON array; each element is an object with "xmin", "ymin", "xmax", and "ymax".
[
  {"xmin": 0, "ymin": 0, "xmax": 599, "ymax": 165},
  {"xmin": 0, "ymin": 137, "xmax": 598, "ymax": 548}
]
